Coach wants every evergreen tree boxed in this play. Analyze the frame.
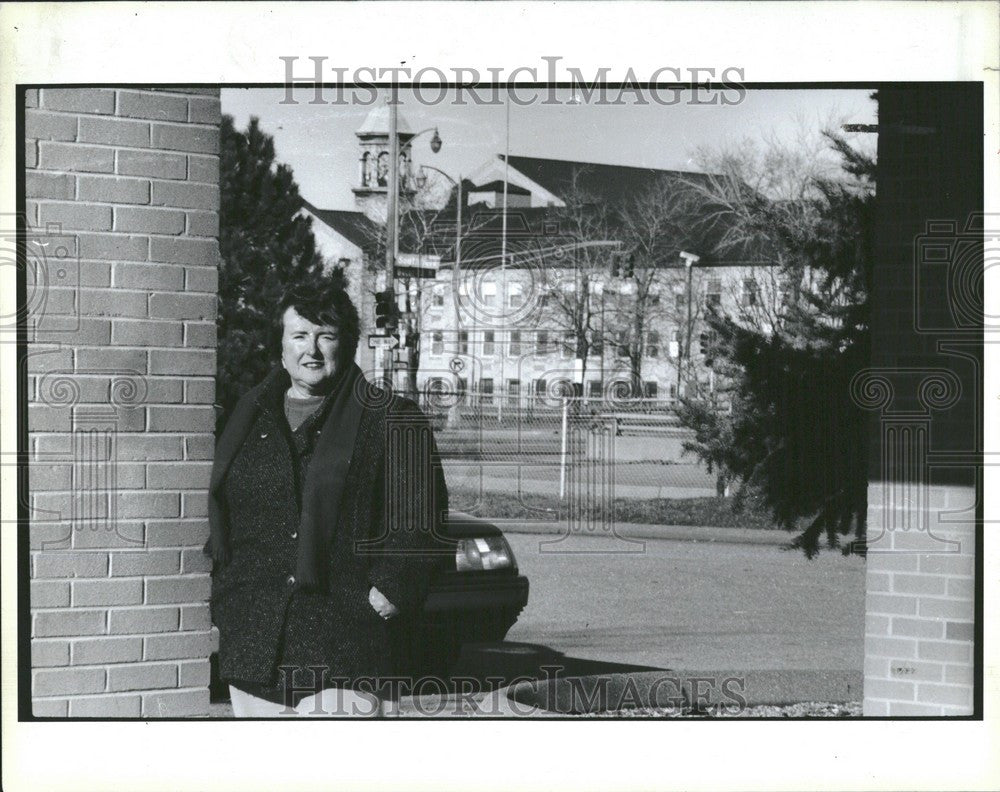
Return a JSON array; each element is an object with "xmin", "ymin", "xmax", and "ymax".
[
  {"xmin": 677, "ymin": 132, "xmax": 875, "ymax": 557},
  {"xmin": 216, "ymin": 114, "xmax": 344, "ymax": 432}
]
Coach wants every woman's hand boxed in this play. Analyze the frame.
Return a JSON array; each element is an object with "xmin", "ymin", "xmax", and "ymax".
[{"xmin": 368, "ymin": 585, "xmax": 400, "ymax": 620}]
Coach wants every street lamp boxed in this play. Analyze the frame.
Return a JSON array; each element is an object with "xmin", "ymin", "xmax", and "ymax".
[
  {"xmin": 414, "ymin": 164, "xmax": 465, "ymax": 412},
  {"xmin": 382, "ymin": 107, "xmax": 443, "ymax": 388}
]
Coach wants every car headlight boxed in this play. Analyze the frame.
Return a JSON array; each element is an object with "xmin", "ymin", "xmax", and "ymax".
[{"xmin": 455, "ymin": 536, "xmax": 514, "ymax": 572}]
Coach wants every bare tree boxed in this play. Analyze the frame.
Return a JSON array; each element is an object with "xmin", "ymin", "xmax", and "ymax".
[
  {"xmin": 535, "ymin": 168, "xmax": 617, "ymax": 393},
  {"xmin": 605, "ymin": 174, "xmax": 708, "ymax": 397}
]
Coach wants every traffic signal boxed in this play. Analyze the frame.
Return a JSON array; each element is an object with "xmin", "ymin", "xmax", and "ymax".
[
  {"xmin": 699, "ymin": 331, "xmax": 717, "ymax": 365},
  {"xmin": 609, "ymin": 251, "xmax": 635, "ymax": 279},
  {"xmin": 375, "ymin": 289, "xmax": 398, "ymax": 331},
  {"xmin": 623, "ymin": 253, "xmax": 635, "ymax": 279}
]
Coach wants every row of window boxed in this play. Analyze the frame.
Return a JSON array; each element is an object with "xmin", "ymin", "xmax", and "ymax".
[
  {"xmin": 426, "ymin": 377, "xmax": 675, "ymax": 400},
  {"xmin": 426, "ymin": 277, "xmax": 779, "ymax": 310},
  {"xmin": 428, "ymin": 330, "xmax": 678, "ymax": 358}
]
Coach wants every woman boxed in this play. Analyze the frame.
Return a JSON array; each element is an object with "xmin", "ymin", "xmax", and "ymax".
[{"xmin": 206, "ymin": 277, "xmax": 448, "ymax": 717}]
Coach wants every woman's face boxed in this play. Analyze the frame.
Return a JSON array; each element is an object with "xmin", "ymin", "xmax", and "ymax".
[{"xmin": 281, "ymin": 306, "xmax": 341, "ymax": 395}]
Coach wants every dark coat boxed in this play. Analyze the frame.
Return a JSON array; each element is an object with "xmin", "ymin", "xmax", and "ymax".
[{"xmin": 207, "ymin": 364, "xmax": 450, "ymax": 691}]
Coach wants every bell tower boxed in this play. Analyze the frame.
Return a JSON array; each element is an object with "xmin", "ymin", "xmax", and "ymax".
[{"xmin": 352, "ymin": 102, "xmax": 416, "ymax": 223}]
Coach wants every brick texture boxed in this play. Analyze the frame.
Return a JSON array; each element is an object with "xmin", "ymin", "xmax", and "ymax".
[
  {"xmin": 27, "ymin": 87, "xmax": 220, "ymax": 718},
  {"xmin": 863, "ymin": 87, "xmax": 980, "ymax": 717}
]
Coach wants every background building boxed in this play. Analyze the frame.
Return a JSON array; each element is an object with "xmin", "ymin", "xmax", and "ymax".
[{"xmin": 302, "ymin": 105, "xmax": 783, "ymax": 408}]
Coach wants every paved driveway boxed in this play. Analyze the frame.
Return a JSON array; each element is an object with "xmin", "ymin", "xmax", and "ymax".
[{"xmin": 485, "ymin": 532, "xmax": 865, "ymax": 674}]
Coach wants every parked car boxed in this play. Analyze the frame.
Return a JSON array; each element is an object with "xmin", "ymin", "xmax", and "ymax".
[
  {"xmin": 393, "ymin": 510, "xmax": 530, "ymax": 677},
  {"xmin": 209, "ymin": 510, "xmax": 529, "ymax": 699}
]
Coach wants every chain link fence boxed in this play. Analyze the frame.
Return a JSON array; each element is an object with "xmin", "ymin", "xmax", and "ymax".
[{"xmin": 416, "ymin": 393, "xmax": 724, "ymax": 519}]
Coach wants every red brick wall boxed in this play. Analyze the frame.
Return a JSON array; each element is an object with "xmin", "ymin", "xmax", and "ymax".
[{"xmin": 26, "ymin": 87, "xmax": 221, "ymax": 717}]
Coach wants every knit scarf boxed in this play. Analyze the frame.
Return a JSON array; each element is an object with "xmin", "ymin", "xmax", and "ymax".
[{"xmin": 207, "ymin": 361, "xmax": 366, "ymax": 591}]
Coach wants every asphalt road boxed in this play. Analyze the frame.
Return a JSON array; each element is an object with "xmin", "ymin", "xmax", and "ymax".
[{"xmin": 460, "ymin": 532, "xmax": 865, "ymax": 676}]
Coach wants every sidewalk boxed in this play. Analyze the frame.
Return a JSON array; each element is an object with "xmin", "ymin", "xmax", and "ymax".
[{"xmin": 491, "ymin": 519, "xmax": 795, "ymax": 547}]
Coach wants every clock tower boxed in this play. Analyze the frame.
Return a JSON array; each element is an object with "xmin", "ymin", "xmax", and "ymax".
[{"xmin": 352, "ymin": 102, "xmax": 417, "ymax": 223}]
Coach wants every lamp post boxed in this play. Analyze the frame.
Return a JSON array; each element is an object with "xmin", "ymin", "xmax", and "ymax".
[
  {"xmin": 382, "ymin": 98, "xmax": 442, "ymax": 388},
  {"xmin": 414, "ymin": 164, "xmax": 462, "ymax": 277},
  {"xmin": 414, "ymin": 164, "xmax": 464, "ymax": 411}
]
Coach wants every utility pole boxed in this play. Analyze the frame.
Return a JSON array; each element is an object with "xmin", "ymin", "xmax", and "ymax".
[
  {"xmin": 678, "ymin": 251, "xmax": 700, "ymax": 399},
  {"xmin": 383, "ymin": 94, "xmax": 400, "ymax": 387},
  {"xmin": 498, "ymin": 92, "xmax": 509, "ymax": 423}
]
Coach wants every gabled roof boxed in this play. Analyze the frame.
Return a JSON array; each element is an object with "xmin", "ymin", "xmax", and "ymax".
[
  {"xmin": 467, "ymin": 179, "xmax": 531, "ymax": 196},
  {"xmin": 501, "ymin": 154, "xmax": 718, "ymax": 206},
  {"xmin": 302, "ymin": 200, "xmax": 381, "ymax": 250}
]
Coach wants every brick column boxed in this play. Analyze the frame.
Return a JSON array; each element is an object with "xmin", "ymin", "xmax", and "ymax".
[
  {"xmin": 25, "ymin": 87, "xmax": 221, "ymax": 717},
  {"xmin": 861, "ymin": 86, "xmax": 982, "ymax": 716}
]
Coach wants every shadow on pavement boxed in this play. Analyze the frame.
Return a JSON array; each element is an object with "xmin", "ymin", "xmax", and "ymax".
[{"xmin": 447, "ymin": 640, "xmax": 666, "ymax": 690}]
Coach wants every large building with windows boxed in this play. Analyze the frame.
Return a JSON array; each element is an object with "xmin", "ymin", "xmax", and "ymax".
[{"xmin": 302, "ymin": 105, "xmax": 782, "ymax": 408}]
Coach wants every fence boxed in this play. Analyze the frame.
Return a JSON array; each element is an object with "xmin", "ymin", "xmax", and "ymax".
[{"xmin": 421, "ymin": 395, "xmax": 724, "ymax": 511}]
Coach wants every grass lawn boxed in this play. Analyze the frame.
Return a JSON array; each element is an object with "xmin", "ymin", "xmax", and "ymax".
[{"xmin": 449, "ymin": 490, "xmax": 779, "ymax": 530}]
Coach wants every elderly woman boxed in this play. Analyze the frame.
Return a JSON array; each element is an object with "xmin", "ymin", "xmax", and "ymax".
[{"xmin": 206, "ymin": 277, "xmax": 448, "ymax": 717}]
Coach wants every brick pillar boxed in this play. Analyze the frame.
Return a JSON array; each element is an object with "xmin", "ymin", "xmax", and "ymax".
[
  {"xmin": 25, "ymin": 87, "xmax": 221, "ymax": 717},
  {"xmin": 861, "ymin": 86, "xmax": 982, "ymax": 716}
]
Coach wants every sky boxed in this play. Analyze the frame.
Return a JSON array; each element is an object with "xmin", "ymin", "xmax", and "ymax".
[{"xmin": 222, "ymin": 87, "xmax": 878, "ymax": 211}]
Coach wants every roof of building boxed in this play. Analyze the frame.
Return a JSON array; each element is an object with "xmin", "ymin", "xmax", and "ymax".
[
  {"xmin": 500, "ymin": 154, "xmax": 719, "ymax": 206},
  {"xmin": 304, "ymin": 155, "xmax": 775, "ymax": 269},
  {"xmin": 302, "ymin": 200, "xmax": 381, "ymax": 250},
  {"xmin": 467, "ymin": 180, "xmax": 531, "ymax": 196},
  {"xmin": 356, "ymin": 103, "xmax": 414, "ymax": 136}
]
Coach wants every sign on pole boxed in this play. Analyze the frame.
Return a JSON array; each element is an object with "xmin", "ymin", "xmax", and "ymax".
[
  {"xmin": 395, "ymin": 265, "xmax": 438, "ymax": 280},
  {"xmin": 369, "ymin": 334, "xmax": 400, "ymax": 350}
]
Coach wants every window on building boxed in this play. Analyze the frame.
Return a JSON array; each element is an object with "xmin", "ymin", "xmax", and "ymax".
[
  {"xmin": 458, "ymin": 330, "xmax": 469, "ymax": 355},
  {"xmin": 706, "ymin": 277, "xmax": 722, "ymax": 307},
  {"xmin": 536, "ymin": 330, "xmax": 550, "ymax": 354},
  {"xmin": 483, "ymin": 330, "xmax": 495, "ymax": 356},
  {"xmin": 669, "ymin": 383, "xmax": 677, "ymax": 399},
  {"xmin": 778, "ymin": 277, "xmax": 798, "ymax": 307},
  {"xmin": 535, "ymin": 378, "xmax": 547, "ymax": 396},
  {"xmin": 509, "ymin": 330, "xmax": 522, "ymax": 356},
  {"xmin": 432, "ymin": 286, "xmax": 444, "ymax": 307},
  {"xmin": 480, "ymin": 377, "xmax": 494, "ymax": 404},
  {"xmin": 616, "ymin": 331, "xmax": 629, "ymax": 359},
  {"xmin": 592, "ymin": 336, "xmax": 603, "ymax": 357},
  {"xmin": 561, "ymin": 332, "xmax": 575, "ymax": 359},
  {"xmin": 643, "ymin": 381, "xmax": 658, "ymax": 399},
  {"xmin": 457, "ymin": 377, "xmax": 467, "ymax": 404},
  {"xmin": 675, "ymin": 291, "xmax": 685, "ymax": 311},
  {"xmin": 588, "ymin": 380, "xmax": 603, "ymax": 398},
  {"xmin": 646, "ymin": 330, "xmax": 660, "ymax": 358},
  {"xmin": 741, "ymin": 278, "xmax": 758, "ymax": 307},
  {"xmin": 482, "ymin": 281, "xmax": 497, "ymax": 308},
  {"xmin": 431, "ymin": 331, "xmax": 443, "ymax": 355},
  {"xmin": 507, "ymin": 379, "xmax": 520, "ymax": 396},
  {"xmin": 508, "ymin": 282, "xmax": 524, "ymax": 308}
]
